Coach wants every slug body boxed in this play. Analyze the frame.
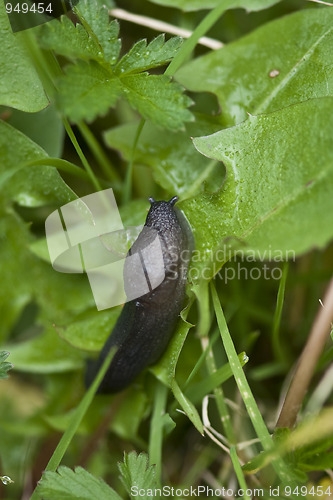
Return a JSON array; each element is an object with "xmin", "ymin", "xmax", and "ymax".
[{"xmin": 86, "ymin": 196, "xmax": 192, "ymax": 393}]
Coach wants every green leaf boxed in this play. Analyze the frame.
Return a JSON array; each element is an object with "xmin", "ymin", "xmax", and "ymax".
[
  {"xmin": 57, "ymin": 308, "xmax": 121, "ymax": 352},
  {"xmin": 298, "ymin": 452, "xmax": 333, "ymax": 472},
  {"xmin": 185, "ymin": 352, "xmax": 249, "ymax": 404},
  {"xmin": 151, "ymin": 308, "xmax": 193, "ymax": 385},
  {"xmin": 104, "ymin": 116, "xmax": 222, "ymax": 196},
  {"xmin": 0, "ymin": 204, "xmax": 91, "ymax": 343},
  {"xmin": 37, "ymin": 466, "xmax": 122, "ymax": 500},
  {"xmin": 3, "ymin": 329, "xmax": 84, "ymax": 373},
  {"xmin": 0, "ymin": 120, "xmax": 74, "ymax": 207},
  {"xmin": 121, "ymin": 73, "xmax": 193, "ymax": 130},
  {"xmin": 57, "ymin": 60, "xmax": 122, "ymax": 123},
  {"xmin": 243, "ymin": 408, "xmax": 333, "ymax": 474},
  {"xmin": 29, "ymin": 238, "xmax": 52, "ymax": 263},
  {"xmin": 171, "ymin": 379, "xmax": 204, "ymax": 434},
  {"xmin": 115, "ymin": 35, "xmax": 182, "ymax": 75},
  {"xmin": 182, "ymin": 97, "xmax": 333, "ymax": 280},
  {"xmin": 147, "ymin": 0, "xmax": 282, "ymax": 12},
  {"xmin": 111, "ymin": 388, "xmax": 148, "ymax": 441},
  {"xmin": 0, "ymin": 352, "xmax": 13, "ymax": 380},
  {"xmin": 6, "ymin": 105, "xmax": 65, "ymax": 158},
  {"xmin": 47, "ymin": 4, "xmax": 192, "ymax": 128},
  {"xmin": 76, "ymin": 0, "xmax": 121, "ymax": 64},
  {"xmin": 0, "ymin": 1, "xmax": 48, "ymax": 111},
  {"xmin": 38, "ymin": 16, "xmax": 102, "ymax": 61},
  {"xmin": 58, "ymin": 62, "xmax": 193, "ymax": 129},
  {"xmin": 118, "ymin": 452, "xmax": 157, "ymax": 500},
  {"xmin": 176, "ymin": 7, "xmax": 333, "ymax": 125}
]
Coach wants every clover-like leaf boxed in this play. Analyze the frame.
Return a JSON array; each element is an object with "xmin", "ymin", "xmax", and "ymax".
[
  {"xmin": 121, "ymin": 73, "xmax": 193, "ymax": 131},
  {"xmin": 38, "ymin": 16, "xmax": 102, "ymax": 61},
  {"xmin": 56, "ymin": 61, "xmax": 122, "ymax": 122},
  {"xmin": 37, "ymin": 466, "xmax": 122, "ymax": 500},
  {"xmin": 115, "ymin": 34, "xmax": 182, "ymax": 75},
  {"xmin": 76, "ymin": 0, "xmax": 121, "ymax": 64},
  {"xmin": 0, "ymin": 352, "xmax": 13, "ymax": 380},
  {"xmin": 118, "ymin": 452, "xmax": 157, "ymax": 500}
]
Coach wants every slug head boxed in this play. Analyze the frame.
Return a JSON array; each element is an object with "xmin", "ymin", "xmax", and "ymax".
[{"xmin": 145, "ymin": 197, "xmax": 179, "ymax": 232}]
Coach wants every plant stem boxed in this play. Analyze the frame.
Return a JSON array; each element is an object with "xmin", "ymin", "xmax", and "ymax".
[
  {"xmin": 272, "ymin": 262, "xmax": 289, "ymax": 365},
  {"xmin": 78, "ymin": 121, "xmax": 121, "ymax": 183},
  {"xmin": 123, "ymin": 118, "xmax": 145, "ymax": 204},
  {"xmin": 230, "ymin": 447, "xmax": 251, "ymax": 500},
  {"xmin": 63, "ymin": 118, "xmax": 102, "ymax": 191},
  {"xmin": 210, "ymin": 282, "xmax": 296, "ymax": 486},
  {"xmin": 149, "ymin": 382, "xmax": 168, "ymax": 482},
  {"xmin": 165, "ymin": 0, "xmax": 233, "ymax": 77}
]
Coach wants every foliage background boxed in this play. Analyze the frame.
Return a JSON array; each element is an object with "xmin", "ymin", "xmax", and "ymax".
[{"xmin": 0, "ymin": 0, "xmax": 333, "ymax": 498}]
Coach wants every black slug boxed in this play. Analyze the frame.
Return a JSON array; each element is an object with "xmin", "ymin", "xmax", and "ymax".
[{"xmin": 85, "ymin": 196, "xmax": 193, "ymax": 393}]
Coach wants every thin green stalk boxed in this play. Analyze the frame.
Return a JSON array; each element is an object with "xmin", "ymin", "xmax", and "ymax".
[
  {"xmin": 123, "ymin": 118, "xmax": 145, "ymax": 204},
  {"xmin": 30, "ymin": 347, "xmax": 116, "ymax": 499},
  {"xmin": 272, "ymin": 262, "xmax": 289, "ymax": 364},
  {"xmin": 63, "ymin": 118, "xmax": 102, "ymax": 191},
  {"xmin": 184, "ymin": 352, "xmax": 248, "ymax": 406},
  {"xmin": 78, "ymin": 121, "xmax": 121, "ymax": 183},
  {"xmin": 204, "ymin": 339, "xmax": 236, "ymax": 444},
  {"xmin": 165, "ymin": 0, "xmax": 233, "ymax": 77},
  {"xmin": 183, "ymin": 329, "xmax": 220, "ymax": 390},
  {"xmin": 0, "ymin": 158, "xmax": 101, "ymax": 191},
  {"xmin": 230, "ymin": 447, "xmax": 250, "ymax": 500},
  {"xmin": 25, "ymin": 158, "xmax": 91, "ymax": 182},
  {"xmin": 210, "ymin": 282, "xmax": 296, "ymax": 487},
  {"xmin": 149, "ymin": 382, "xmax": 168, "ymax": 482}
]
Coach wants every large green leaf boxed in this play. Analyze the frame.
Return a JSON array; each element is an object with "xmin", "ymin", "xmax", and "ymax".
[
  {"xmin": 176, "ymin": 7, "xmax": 333, "ymax": 125},
  {"xmin": 146, "ymin": 0, "xmax": 282, "ymax": 12},
  {"xmin": 58, "ymin": 308, "xmax": 120, "ymax": 352},
  {"xmin": 3, "ymin": 329, "xmax": 84, "ymax": 374},
  {"xmin": 181, "ymin": 97, "xmax": 333, "ymax": 278},
  {"xmin": 0, "ymin": 121, "xmax": 74, "ymax": 207},
  {"xmin": 0, "ymin": 204, "xmax": 92, "ymax": 343},
  {"xmin": 0, "ymin": 1, "xmax": 47, "ymax": 111},
  {"xmin": 7, "ymin": 105, "xmax": 65, "ymax": 158}
]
